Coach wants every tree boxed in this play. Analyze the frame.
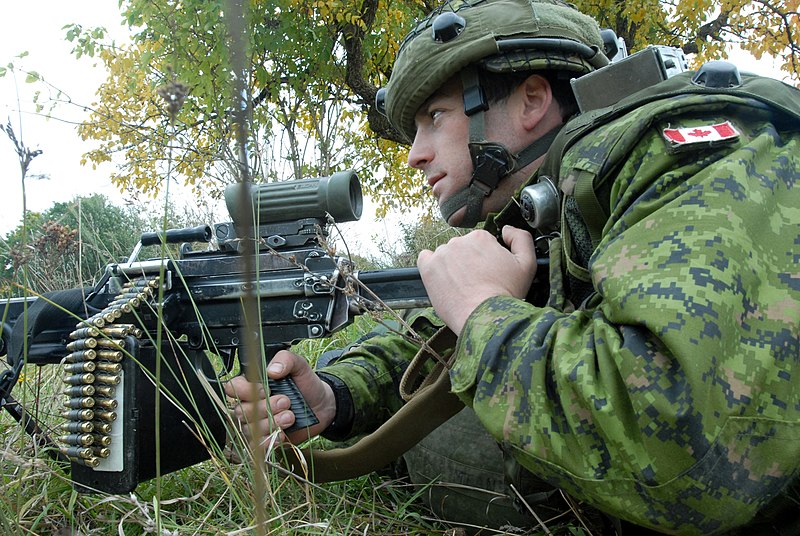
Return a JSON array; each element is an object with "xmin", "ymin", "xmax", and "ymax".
[
  {"xmin": 70, "ymin": 0, "xmax": 428, "ymax": 219},
  {"xmin": 0, "ymin": 194, "xmax": 203, "ymax": 296},
  {"xmin": 72, "ymin": 0, "xmax": 799, "ymax": 218},
  {"xmin": 572, "ymin": 0, "xmax": 800, "ymax": 74}
]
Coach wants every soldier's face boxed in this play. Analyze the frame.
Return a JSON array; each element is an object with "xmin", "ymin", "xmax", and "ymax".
[{"xmin": 408, "ymin": 78, "xmax": 525, "ymax": 226}]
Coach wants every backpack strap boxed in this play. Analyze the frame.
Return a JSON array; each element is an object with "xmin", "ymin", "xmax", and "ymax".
[{"xmin": 536, "ymin": 71, "xmax": 800, "ymax": 286}]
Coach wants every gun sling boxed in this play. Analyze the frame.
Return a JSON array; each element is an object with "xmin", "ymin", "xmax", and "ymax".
[{"xmin": 280, "ymin": 327, "xmax": 465, "ymax": 483}]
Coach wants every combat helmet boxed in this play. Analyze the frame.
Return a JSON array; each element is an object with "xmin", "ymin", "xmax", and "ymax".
[{"xmin": 377, "ymin": 0, "xmax": 609, "ymax": 227}]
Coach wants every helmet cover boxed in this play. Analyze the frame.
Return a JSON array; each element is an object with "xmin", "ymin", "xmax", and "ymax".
[{"xmin": 384, "ymin": 0, "xmax": 604, "ymax": 141}]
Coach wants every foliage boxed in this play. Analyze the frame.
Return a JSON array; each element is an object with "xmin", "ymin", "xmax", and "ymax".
[
  {"xmin": 574, "ymin": 0, "xmax": 800, "ymax": 74},
  {"xmin": 0, "ymin": 194, "xmax": 208, "ymax": 296},
  {"xmin": 70, "ymin": 0, "xmax": 799, "ymax": 222},
  {"xmin": 369, "ymin": 214, "xmax": 465, "ymax": 268},
  {"xmin": 70, "ymin": 0, "xmax": 427, "ymax": 218}
]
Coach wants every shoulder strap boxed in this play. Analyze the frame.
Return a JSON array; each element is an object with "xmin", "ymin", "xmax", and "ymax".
[
  {"xmin": 279, "ymin": 327, "xmax": 464, "ymax": 483},
  {"xmin": 534, "ymin": 70, "xmax": 800, "ymax": 289},
  {"xmin": 542, "ymin": 71, "xmax": 800, "ymax": 182},
  {"xmin": 545, "ymin": 71, "xmax": 800, "ymax": 246}
]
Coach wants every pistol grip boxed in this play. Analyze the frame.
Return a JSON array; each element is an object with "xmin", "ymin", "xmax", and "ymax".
[{"xmin": 267, "ymin": 376, "xmax": 319, "ymax": 431}]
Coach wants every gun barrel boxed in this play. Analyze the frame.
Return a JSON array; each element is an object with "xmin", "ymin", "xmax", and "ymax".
[{"xmin": 139, "ymin": 225, "xmax": 212, "ymax": 247}]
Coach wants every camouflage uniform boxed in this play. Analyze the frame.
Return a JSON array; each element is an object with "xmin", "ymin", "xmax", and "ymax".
[{"xmin": 320, "ymin": 71, "xmax": 800, "ymax": 534}]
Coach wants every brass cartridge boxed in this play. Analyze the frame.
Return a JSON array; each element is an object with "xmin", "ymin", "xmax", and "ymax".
[
  {"xmin": 94, "ymin": 373, "xmax": 121, "ymax": 385},
  {"xmin": 94, "ymin": 362, "xmax": 122, "ymax": 374},
  {"xmin": 63, "ymin": 361, "xmax": 96, "ymax": 374},
  {"xmin": 60, "ymin": 409, "xmax": 94, "ymax": 421},
  {"xmin": 63, "ymin": 397, "xmax": 95, "ymax": 409},
  {"xmin": 93, "ymin": 410, "xmax": 117, "ymax": 422},
  {"xmin": 93, "ymin": 398, "xmax": 118, "ymax": 410},
  {"xmin": 95, "ymin": 350, "xmax": 123, "ymax": 362},
  {"xmin": 101, "ymin": 326, "xmax": 134, "ymax": 338},
  {"xmin": 93, "ymin": 385, "xmax": 116, "ymax": 398},
  {"xmin": 63, "ymin": 385, "xmax": 96, "ymax": 398},
  {"xmin": 94, "ymin": 339, "xmax": 124, "ymax": 350},
  {"xmin": 60, "ymin": 420, "xmax": 94, "ymax": 434},
  {"xmin": 60, "ymin": 446, "xmax": 93, "ymax": 460},
  {"xmin": 64, "ymin": 349, "xmax": 97, "ymax": 362},
  {"xmin": 91, "ymin": 421, "xmax": 112, "ymax": 434},
  {"xmin": 70, "ymin": 326, "xmax": 101, "ymax": 339},
  {"xmin": 66, "ymin": 339, "xmax": 97, "ymax": 352},
  {"xmin": 93, "ymin": 435, "xmax": 112, "ymax": 447},
  {"xmin": 59, "ymin": 434, "xmax": 94, "ymax": 447},
  {"xmin": 92, "ymin": 447, "xmax": 111, "ymax": 459},
  {"xmin": 64, "ymin": 373, "xmax": 95, "ymax": 386}
]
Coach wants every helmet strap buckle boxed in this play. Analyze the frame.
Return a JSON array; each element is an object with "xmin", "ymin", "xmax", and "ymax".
[
  {"xmin": 469, "ymin": 142, "xmax": 516, "ymax": 193},
  {"xmin": 461, "ymin": 66, "xmax": 489, "ymax": 116}
]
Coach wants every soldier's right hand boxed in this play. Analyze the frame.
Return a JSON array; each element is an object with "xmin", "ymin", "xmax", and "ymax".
[{"xmin": 223, "ymin": 350, "xmax": 336, "ymax": 445}]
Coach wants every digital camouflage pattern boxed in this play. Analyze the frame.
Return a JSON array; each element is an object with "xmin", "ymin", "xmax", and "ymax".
[
  {"xmin": 321, "ymin": 310, "xmax": 446, "ymax": 437},
  {"xmin": 455, "ymin": 73, "xmax": 800, "ymax": 533},
  {"xmin": 321, "ymin": 73, "xmax": 800, "ymax": 533}
]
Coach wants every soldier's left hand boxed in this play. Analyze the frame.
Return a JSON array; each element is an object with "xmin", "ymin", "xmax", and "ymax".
[{"xmin": 417, "ymin": 225, "xmax": 537, "ymax": 335}]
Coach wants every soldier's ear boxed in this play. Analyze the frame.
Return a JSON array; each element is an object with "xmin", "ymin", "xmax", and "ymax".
[{"xmin": 517, "ymin": 74, "xmax": 553, "ymax": 131}]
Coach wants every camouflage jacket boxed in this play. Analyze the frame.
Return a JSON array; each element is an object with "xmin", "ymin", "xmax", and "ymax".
[{"xmin": 320, "ymin": 71, "xmax": 800, "ymax": 534}]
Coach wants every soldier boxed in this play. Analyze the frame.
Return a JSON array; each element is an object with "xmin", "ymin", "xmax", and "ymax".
[{"xmin": 226, "ymin": 0, "xmax": 800, "ymax": 533}]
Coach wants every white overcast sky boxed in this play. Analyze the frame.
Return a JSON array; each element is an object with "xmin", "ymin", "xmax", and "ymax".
[
  {"xmin": 0, "ymin": 2, "xmax": 790, "ymax": 240},
  {"xmin": 0, "ymin": 1, "xmax": 134, "ymax": 233}
]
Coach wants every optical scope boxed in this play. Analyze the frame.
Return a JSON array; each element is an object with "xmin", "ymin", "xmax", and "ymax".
[{"xmin": 224, "ymin": 170, "xmax": 363, "ymax": 226}]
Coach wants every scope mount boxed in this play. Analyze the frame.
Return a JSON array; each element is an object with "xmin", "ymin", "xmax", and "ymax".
[{"xmin": 213, "ymin": 216, "xmax": 330, "ymax": 253}]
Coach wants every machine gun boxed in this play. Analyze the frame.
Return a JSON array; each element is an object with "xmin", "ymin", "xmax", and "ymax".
[{"xmin": 0, "ymin": 171, "xmax": 429, "ymax": 493}]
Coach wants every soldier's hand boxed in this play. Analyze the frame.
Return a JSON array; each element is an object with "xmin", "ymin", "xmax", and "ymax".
[
  {"xmin": 417, "ymin": 226, "xmax": 537, "ymax": 335},
  {"xmin": 223, "ymin": 350, "xmax": 336, "ymax": 445}
]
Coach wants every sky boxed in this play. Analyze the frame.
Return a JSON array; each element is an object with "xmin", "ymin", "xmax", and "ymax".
[
  {"xmin": 0, "ymin": 2, "xmax": 791, "ymax": 245},
  {"xmin": 0, "ymin": 1, "xmax": 409, "ymax": 258},
  {"xmin": 1, "ymin": 2, "xmax": 133, "ymax": 233}
]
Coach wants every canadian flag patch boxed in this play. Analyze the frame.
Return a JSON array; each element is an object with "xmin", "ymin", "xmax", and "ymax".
[{"xmin": 662, "ymin": 121, "xmax": 740, "ymax": 149}]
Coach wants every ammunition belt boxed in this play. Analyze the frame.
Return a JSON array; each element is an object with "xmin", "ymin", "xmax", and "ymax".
[{"xmin": 57, "ymin": 276, "xmax": 159, "ymax": 467}]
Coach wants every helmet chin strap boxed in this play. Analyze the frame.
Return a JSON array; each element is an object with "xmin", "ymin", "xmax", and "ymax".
[
  {"xmin": 439, "ymin": 67, "xmax": 562, "ymax": 228},
  {"xmin": 438, "ymin": 129, "xmax": 561, "ymax": 227},
  {"xmin": 439, "ymin": 66, "xmax": 562, "ymax": 228}
]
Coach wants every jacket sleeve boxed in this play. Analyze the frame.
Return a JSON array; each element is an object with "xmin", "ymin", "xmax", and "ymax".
[
  {"xmin": 449, "ymin": 116, "xmax": 800, "ymax": 533},
  {"xmin": 317, "ymin": 309, "xmax": 445, "ymax": 437}
]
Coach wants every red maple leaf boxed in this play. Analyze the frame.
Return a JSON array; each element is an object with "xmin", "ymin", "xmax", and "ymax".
[{"xmin": 688, "ymin": 128, "xmax": 711, "ymax": 138}]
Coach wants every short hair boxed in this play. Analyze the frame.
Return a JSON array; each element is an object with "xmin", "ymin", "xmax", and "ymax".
[{"xmin": 479, "ymin": 69, "xmax": 579, "ymax": 121}]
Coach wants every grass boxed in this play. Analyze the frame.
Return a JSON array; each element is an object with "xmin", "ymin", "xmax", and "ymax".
[
  {"xmin": 0, "ymin": 206, "xmax": 585, "ymax": 536},
  {"xmin": 0, "ymin": 310, "xmax": 474, "ymax": 536},
  {"xmin": 0, "ymin": 334, "xmax": 451, "ymax": 535},
  {"xmin": 0, "ymin": 333, "xmax": 590, "ymax": 536},
  {"xmin": 0, "ymin": 448, "xmax": 441, "ymax": 534}
]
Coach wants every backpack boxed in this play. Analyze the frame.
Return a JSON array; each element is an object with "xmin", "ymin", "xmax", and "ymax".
[{"xmin": 541, "ymin": 64, "xmax": 800, "ymax": 302}]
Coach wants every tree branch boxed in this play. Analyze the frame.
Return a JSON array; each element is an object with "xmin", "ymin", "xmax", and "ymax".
[
  {"xmin": 682, "ymin": 10, "xmax": 730, "ymax": 54},
  {"xmin": 340, "ymin": 0, "xmax": 407, "ymax": 143}
]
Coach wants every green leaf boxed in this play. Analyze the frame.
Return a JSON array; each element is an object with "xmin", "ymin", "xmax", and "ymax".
[{"xmin": 25, "ymin": 71, "xmax": 40, "ymax": 83}]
